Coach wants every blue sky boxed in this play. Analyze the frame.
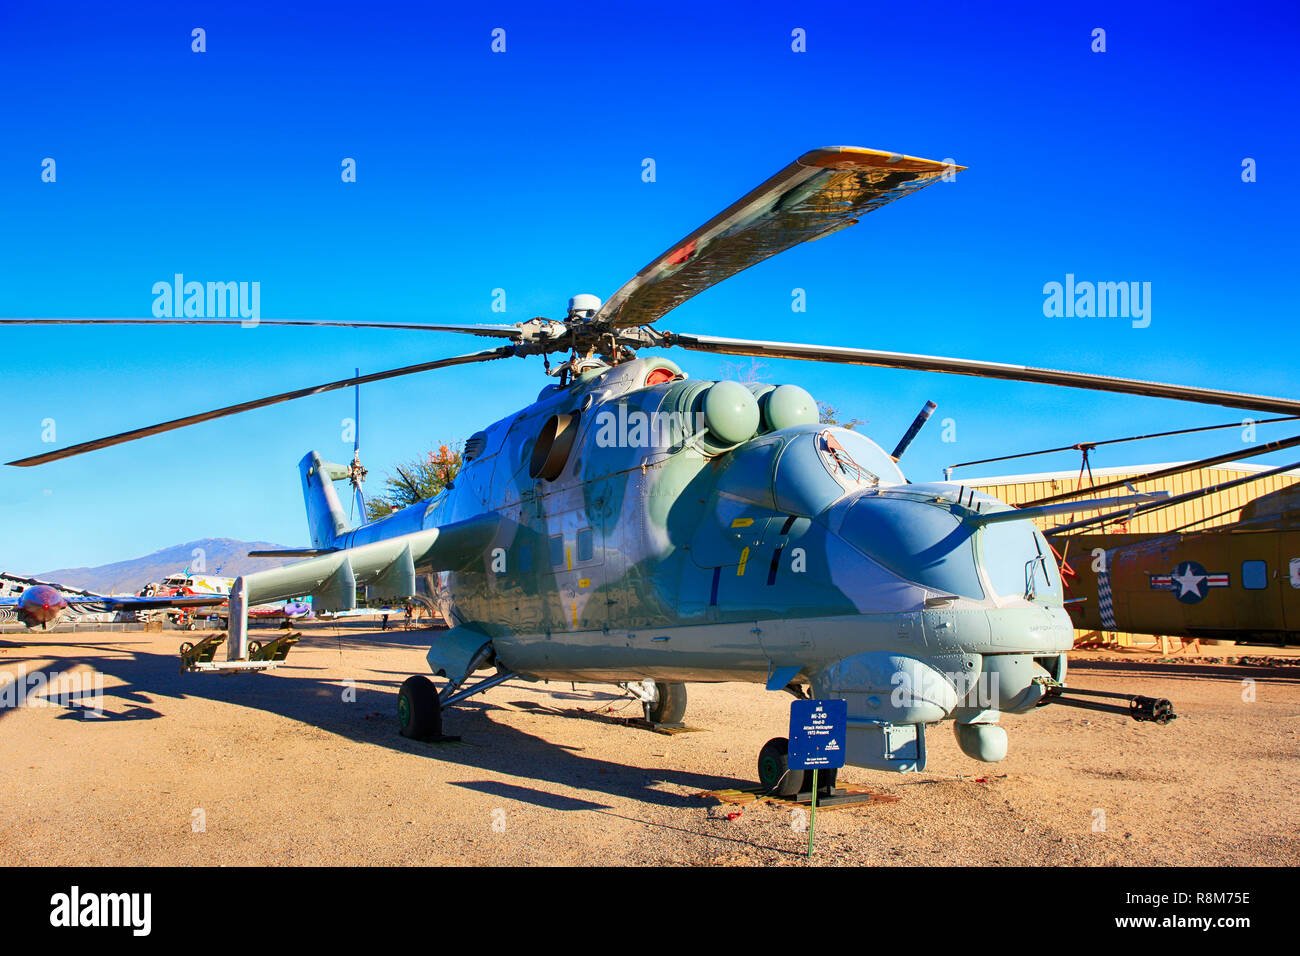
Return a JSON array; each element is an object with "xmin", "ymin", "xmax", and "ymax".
[{"xmin": 1, "ymin": 0, "xmax": 1297, "ymax": 573}]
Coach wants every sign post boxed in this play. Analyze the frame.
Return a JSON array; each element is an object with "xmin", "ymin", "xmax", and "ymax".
[{"xmin": 787, "ymin": 698, "xmax": 847, "ymax": 858}]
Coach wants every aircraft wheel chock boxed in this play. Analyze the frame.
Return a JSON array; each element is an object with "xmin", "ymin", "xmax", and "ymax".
[
  {"xmin": 758, "ymin": 737, "xmax": 804, "ymax": 797},
  {"xmin": 398, "ymin": 675, "xmax": 443, "ymax": 741},
  {"xmin": 645, "ymin": 681, "xmax": 687, "ymax": 724}
]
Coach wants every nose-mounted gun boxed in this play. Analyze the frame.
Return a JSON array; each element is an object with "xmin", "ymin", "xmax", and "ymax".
[{"xmin": 1035, "ymin": 677, "xmax": 1178, "ymax": 724}]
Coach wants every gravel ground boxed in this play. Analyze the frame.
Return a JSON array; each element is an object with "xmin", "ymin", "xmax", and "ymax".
[{"xmin": 2, "ymin": 625, "xmax": 1297, "ymax": 867}]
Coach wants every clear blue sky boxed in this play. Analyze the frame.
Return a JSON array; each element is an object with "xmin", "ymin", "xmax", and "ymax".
[{"xmin": 1, "ymin": 0, "xmax": 1297, "ymax": 573}]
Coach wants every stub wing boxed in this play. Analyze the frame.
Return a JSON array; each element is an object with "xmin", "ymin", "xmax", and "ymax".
[{"xmin": 238, "ymin": 512, "xmax": 500, "ymax": 610}]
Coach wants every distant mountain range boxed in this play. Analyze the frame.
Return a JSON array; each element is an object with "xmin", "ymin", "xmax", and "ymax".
[{"xmin": 27, "ymin": 538, "xmax": 297, "ymax": 594}]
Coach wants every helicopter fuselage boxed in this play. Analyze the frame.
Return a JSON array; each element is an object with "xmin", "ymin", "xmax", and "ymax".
[{"xmin": 330, "ymin": 356, "xmax": 1074, "ymax": 769}]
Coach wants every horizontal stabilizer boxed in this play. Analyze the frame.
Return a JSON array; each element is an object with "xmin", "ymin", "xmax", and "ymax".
[{"xmin": 248, "ymin": 548, "xmax": 339, "ymax": 557}]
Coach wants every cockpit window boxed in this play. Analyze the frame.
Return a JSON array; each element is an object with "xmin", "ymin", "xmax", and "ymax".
[
  {"xmin": 980, "ymin": 521, "xmax": 1061, "ymax": 600},
  {"xmin": 816, "ymin": 429, "xmax": 904, "ymax": 489}
]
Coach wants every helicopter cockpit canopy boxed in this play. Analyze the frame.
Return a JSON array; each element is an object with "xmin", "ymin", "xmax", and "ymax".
[{"xmin": 713, "ymin": 424, "xmax": 904, "ymax": 517}]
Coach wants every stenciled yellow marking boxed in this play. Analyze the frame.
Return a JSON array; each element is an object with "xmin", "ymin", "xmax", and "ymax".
[
  {"xmin": 737, "ymin": 546, "xmax": 750, "ymax": 576},
  {"xmin": 571, "ymin": 601, "xmax": 578, "ymax": 627},
  {"xmin": 578, "ymin": 578, "xmax": 590, "ymax": 589},
  {"xmin": 731, "ymin": 517, "xmax": 754, "ymax": 528},
  {"xmin": 566, "ymin": 547, "xmax": 572, "ymax": 570}
]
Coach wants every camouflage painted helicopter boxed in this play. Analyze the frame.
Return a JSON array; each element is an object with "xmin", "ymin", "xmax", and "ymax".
[{"xmin": 11, "ymin": 146, "xmax": 1300, "ymax": 791}]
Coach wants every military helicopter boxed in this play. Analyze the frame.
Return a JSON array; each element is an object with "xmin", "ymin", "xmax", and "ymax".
[
  {"xmin": 1050, "ymin": 455, "xmax": 1300, "ymax": 645},
  {"xmin": 9, "ymin": 146, "xmax": 1298, "ymax": 792},
  {"xmin": 1062, "ymin": 485, "xmax": 1300, "ymax": 644}
]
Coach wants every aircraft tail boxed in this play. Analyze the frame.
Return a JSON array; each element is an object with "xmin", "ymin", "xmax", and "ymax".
[{"xmin": 299, "ymin": 451, "xmax": 352, "ymax": 550}]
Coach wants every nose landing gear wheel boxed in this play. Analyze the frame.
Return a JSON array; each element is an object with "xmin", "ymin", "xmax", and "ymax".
[
  {"xmin": 644, "ymin": 681, "xmax": 687, "ymax": 725},
  {"xmin": 398, "ymin": 675, "xmax": 443, "ymax": 740},
  {"xmin": 758, "ymin": 737, "xmax": 803, "ymax": 797}
]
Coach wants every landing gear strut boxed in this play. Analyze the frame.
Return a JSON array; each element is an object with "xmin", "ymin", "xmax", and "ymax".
[{"xmin": 757, "ymin": 737, "xmax": 837, "ymax": 798}]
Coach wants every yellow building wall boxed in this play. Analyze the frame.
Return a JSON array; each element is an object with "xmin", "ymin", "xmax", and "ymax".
[{"xmin": 964, "ymin": 464, "xmax": 1300, "ymax": 647}]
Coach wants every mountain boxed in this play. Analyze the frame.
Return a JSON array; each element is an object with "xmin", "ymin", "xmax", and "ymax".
[{"xmin": 29, "ymin": 538, "xmax": 298, "ymax": 594}]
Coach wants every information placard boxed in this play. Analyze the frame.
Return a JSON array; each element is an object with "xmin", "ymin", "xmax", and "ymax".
[{"xmin": 788, "ymin": 698, "xmax": 847, "ymax": 770}]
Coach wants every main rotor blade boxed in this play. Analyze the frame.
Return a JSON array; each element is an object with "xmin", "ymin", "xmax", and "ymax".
[
  {"xmin": 596, "ymin": 146, "xmax": 960, "ymax": 329},
  {"xmin": 0, "ymin": 317, "xmax": 523, "ymax": 337},
  {"xmin": 664, "ymin": 332, "xmax": 1300, "ymax": 416},
  {"xmin": 6, "ymin": 346, "xmax": 517, "ymax": 467}
]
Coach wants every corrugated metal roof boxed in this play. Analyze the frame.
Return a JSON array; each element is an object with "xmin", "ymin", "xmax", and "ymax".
[
  {"xmin": 959, "ymin": 460, "xmax": 1300, "ymax": 487},
  {"xmin": 965, "ymin": 462, "xmax": 1300, "ymax": 647}
]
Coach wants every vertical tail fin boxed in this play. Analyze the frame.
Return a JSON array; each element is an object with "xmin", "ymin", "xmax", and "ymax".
[{"xmin": 299, "ymin": 451, "xmax": 351, "ymax": 550}]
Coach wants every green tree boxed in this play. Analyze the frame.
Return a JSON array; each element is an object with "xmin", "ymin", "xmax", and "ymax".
[
  {"xmin": 718, "ymin": 358, "xmax": 770, "ymax": 384},
  {"xmin": 365, "ymin": 444, "xmax": 463, "ymax": 521}
]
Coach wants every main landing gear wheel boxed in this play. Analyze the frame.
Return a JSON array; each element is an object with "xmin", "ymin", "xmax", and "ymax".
[
  {"xmin": 644, "ymin": 681, "xmax": 687, "ymax": 724},
  {"xmin": 757, "ymin": 737, "xmax": 837, "ymax": 797},
  {"xmin": 398, "ymin": 675, "xmax": 443, "ymax": 740}
]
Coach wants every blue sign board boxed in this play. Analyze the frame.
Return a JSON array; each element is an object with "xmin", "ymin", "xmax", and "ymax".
[{"xmin": 788, "ymin": 698, "xmax": 847, "ymax": 770}]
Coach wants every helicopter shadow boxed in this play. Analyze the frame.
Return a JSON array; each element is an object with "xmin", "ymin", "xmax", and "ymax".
[
  {"xmin": 0, "ymin": 641, "xmax": 753, "ymax": 815},
  {"xmin": 450, "ymin": 779, "xmax": 612, "ymax": 812},
  {"xmin": 400, "ymin": 696, "xmax": 748, "ymax": 810}
]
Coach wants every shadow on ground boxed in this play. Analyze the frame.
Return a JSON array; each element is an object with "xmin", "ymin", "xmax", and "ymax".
[{"xmin": 0, "ymin": 633, "xmax": 751, "ymax": 813}]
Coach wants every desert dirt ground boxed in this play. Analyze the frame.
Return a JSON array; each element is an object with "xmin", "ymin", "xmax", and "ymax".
[{"xmin": 2, "ymin": 621, "xmax": 1298, "ymax": 867}]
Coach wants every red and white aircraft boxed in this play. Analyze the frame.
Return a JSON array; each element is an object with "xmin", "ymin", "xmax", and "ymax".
[{"xmin": 0, "ymin": 583, "xmax": 224, "ymax": 630}]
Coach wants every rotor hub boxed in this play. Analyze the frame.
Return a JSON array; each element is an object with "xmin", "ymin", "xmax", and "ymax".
[{"xmin": 567, "ymin": 293, "xmax": 602, "ymax": 320}]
